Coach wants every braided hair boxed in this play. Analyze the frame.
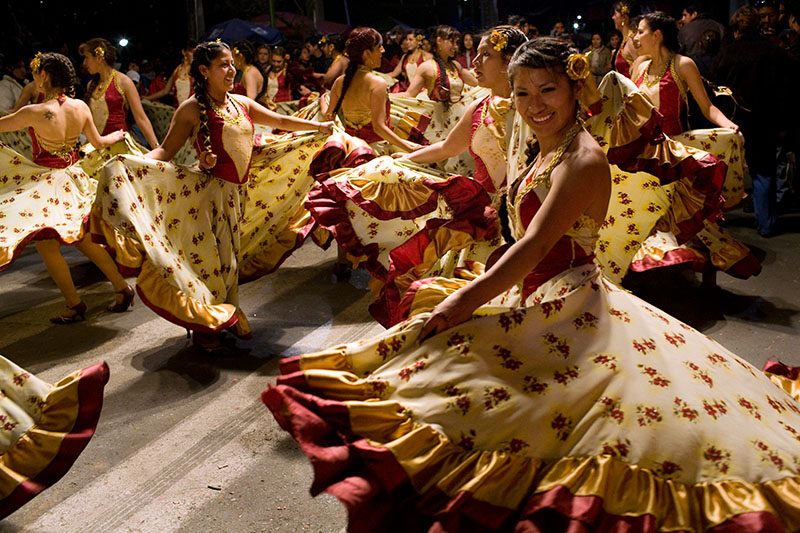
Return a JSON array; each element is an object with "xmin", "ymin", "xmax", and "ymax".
[
  {"xmin": 32, "ymin": 52, "xmax": 78, "ymax": 97},
  {"xmin": 431, "ymin": 25, "xmax": 460, "ymax": 102},
  {"xmin": 190, "ymin": 41, "xmax": 231, "ymax": 168},
  {"xmin": 329, "ymin": 27, "xmax": 382, "ymax": 117},
  {"xmin": 79, "ymin": 38, "xmax": 117, "ymax": 99}
]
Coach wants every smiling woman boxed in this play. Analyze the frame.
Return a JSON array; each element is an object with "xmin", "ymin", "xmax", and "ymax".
[
  {"xmin": 264, "ymin": 37, "xmax": 800, "ymax": 531},
  {"xmin": 94, "ymin": 41, "xmax": 334, "ymax": 351}
]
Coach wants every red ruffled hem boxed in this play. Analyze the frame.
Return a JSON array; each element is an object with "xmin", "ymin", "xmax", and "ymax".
[
  {"xmin": 0, "ymin": 215, "xmax": 90, "ymax": 273},
  {"xmin": 0, "ymin": 361, "xmax": 109, "ymax": 519},
  {"xmin": 606, "ymin": 111, "xmax": 725, "ymax": 243},
  {"xmin": 263, "ymin": 382, "xmax": 790, "ymax": 532},
  {"xmin": 629, "ymin": 247, "xmax": 706, "ymax": 273}
]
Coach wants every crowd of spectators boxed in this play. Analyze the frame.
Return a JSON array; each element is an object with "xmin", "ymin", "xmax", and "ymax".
[{"xmin": 0, "ymin": 1, "xmax": 797, "ymax": 226}]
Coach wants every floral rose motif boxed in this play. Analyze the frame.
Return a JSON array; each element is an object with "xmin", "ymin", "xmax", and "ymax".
[{"xmin": 565, "ymin": 53, "xmax": 590, "ymax": 81}]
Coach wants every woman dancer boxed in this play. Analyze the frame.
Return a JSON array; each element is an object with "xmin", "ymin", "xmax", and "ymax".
[
  {"xmin": 144, "ymin": 40, "xmax": 196, "ymax": 106},
  {"xmin": 264, "ymin": 37, "xmax": 800, "ymax": 531},
  {"xmin": 388, "ymin": 30, "xmax": 432, "ymax": 93},
  {"xmin": 0, "ymin": 52, "xmax": 133, "ymax": 323},
  {"xmin": 79, "ymin": 38, "xmax": 158, "ymax": 148},
  {"xmin": 611, "ymin": 0, "xmax": 641, "ymax": 78},
  {"xmin": 308, "ymin": 26, "xmax": 527, "ymax": 325},
  {"xmin": 232, "ymin": 40, "xmax": 264, "ymax": 101},
  {"xmin": 399, "ymin": 25, "xmax": 479, "ymax": 102},
  {"xmin": 322, "ymin": 27, "xmax": 420, "ymax": 152},
  {"xmin": 455, "ymin": 31, "xmax": 477, "ymax": 69},
  {"xmin": 629, "ymin": 12, "xmax": 758, "ymax": 280},
  {"xmin": 259, "ymin": 46, "xmax": 294, "ymax": 108},
  {"xmin": 314, "ymin": 34, "xmax": 349, "ymax": 89},
  {"xmin": 96, "ymin": 41, "xmax": 332, "ymax": 350}
]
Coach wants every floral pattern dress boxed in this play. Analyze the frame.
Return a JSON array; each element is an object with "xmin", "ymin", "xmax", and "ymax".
[
  {"xmin": 630, "ymin": 59, "xmax": 758, "ymax": 278},
  {"xmin": 96, "ymin": 94, "xmax": 331, "ymax": 332},
  {"xmin": 306, "ymin": 95, "xmax": 511, "ymax": 326},
  {"xmin": 263, "ymin": 143, "xmax": 800, "ymax": 532},
  {"xmin": 0, "ymin": 115, "xmax": 144, "ymax": 274},
  {"xmin": 0, "ymin": 356, "xmax": 108, "ymax": 519}
]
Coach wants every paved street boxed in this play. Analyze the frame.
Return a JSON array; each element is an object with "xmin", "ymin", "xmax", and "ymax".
[{"xmin": 0, "ymin": 207, "xmax": 798, "ymax": 532}]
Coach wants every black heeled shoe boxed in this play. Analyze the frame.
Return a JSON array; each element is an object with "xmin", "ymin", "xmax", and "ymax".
[
  {"xmin": 50, "ymin": 301, "xmax": 87, "ymax": 324},
  {"xmin": 107, "ymin": 285, "xmax": 135, "ymax": 312}
]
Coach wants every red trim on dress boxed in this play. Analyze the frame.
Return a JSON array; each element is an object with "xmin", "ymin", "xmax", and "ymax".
[{"xmin": 0, "ymin": 362, "xmax": 109, "ymax": 520}]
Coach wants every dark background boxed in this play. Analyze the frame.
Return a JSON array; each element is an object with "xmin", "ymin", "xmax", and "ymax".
[{"xmin": 1, "ymin": 0, "xmax": 739, "ymax": 64}]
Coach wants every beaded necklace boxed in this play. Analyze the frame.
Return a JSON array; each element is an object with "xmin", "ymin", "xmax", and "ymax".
[
  {"xmin": 643, "ymin": 54, "xmax": 674, "ymax": 88},
  {"xmin": 208, "ymin": 95, "xmax": 243, "ymax": 126},
  {"xmin": 507, "ymin": 119, "xmax": 583, "ymax": 237}
]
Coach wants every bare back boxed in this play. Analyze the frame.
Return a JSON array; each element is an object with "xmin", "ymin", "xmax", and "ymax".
[{"xmin": 27, "ymin": 98, "xmax": 91, "ymax": 150}]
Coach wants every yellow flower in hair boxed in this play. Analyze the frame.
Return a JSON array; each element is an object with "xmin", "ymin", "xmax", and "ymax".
[
  {"xmin": 489, "ymin": 30, "xmax": 508, "ymax": 52},
  {"xmin": 232, "ymin": 47, "xmax": 240, "ymax": 56},
  {"xmin": 94, "ymin": 46, "xmax": 105, "ymax": 59},
  {"xmin": 416, "ymin": 34, "xmax": 424, "ymax": 42},
  {"xmin": 284, "ymin": 54, "xmax": 290, "ymax": 60},
  {"xmin": 29, "ymin": 52, "xmax": 43, "ymax": 73},
  {"xmin": 319, "ymin": 36, "xmax": 328, "ymax": 44},
  {"xmin": 619, "ymin": 4, "xmax": 630, "ymax": 16},
  {"xmin": 565, "ymin": 53, "xmax": 590, "ymax": 81}
]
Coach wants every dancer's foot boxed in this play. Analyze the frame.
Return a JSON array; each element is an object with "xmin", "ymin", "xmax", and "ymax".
[
  {"xmin": 50, "ymin": 301, "xmax": 87, "ymax": 324},
  {"xmin": 107, "ymin": 285, "xmax": 135, "ymax": 312}
]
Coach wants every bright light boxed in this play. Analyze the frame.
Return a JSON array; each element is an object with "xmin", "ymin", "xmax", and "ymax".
[
  {"xmin": 119, "ymin": 38, "xmax": 129, "ymax": 47},
  {"xmin": 573, "ymin": 23, "xmax": 580, "ymax": 30},
  {"xmin": 576, "ymin": 15, "xmax": 582, "ymax": 20}
]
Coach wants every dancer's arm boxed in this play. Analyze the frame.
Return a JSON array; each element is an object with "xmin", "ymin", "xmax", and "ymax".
[
  {"xmin": 419, "ymin": 134, "xmax": 611, "ymax": 340},
  {"xmin": 455, "ymin": 62, "xmax": 479, "ymax": 87},
  {"xmin": 398, "ymin": 97, "xmax": 479, "ymax": 163},
  {"xmin": 10, "ymin": 82, "xmax": 38, "ymax": 112},
  {"xmin": 367, "ymin": 77, "xmax": 420, "ymax": 152},
  {"xmin": 677, "ymin": 55, "xmax": 739, "ymax": 132},
  {"xmin": 396, "ymin": 61, "xmax": 434, "ymax": 98},
  {"xmin": 144, "ymin": 68, "xmax": 177, "ymax": 101},
  {"xmin": 79, "ymin": 101, "xmax": 124, "ymax": 149},
  {"xmin": 239, "ymin": 95, "xmax": 333, "ymax": 133},
  {"xmin": 119, "ymin": 73, "xmax": 160, "ymax": 147},
  {"xmin": 145, "ymin": 99, "xmax": 198, "ymax": 161}
]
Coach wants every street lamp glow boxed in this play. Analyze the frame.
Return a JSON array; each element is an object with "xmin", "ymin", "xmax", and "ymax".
[
  {"xmin": 576, "ymin": 15, "xmax": 582, "ymax": 20},
  {"xmin": 119, "ymin": 38, "xmax": 129, "ymax": 47}
]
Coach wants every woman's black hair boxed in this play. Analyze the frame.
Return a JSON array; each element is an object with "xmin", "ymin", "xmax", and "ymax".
[
  {"xmin": 431, "ymin": 25, "xmax": 460, "ymax": 100},
  {"xmin": 190, "ymin": 41, "xmax": 231, "ymax": 163},
  {"xmin": 479, "ymin": 25, "xmax": 528, "ymax": 60},
  {"xmin": 33, "ymin": 52, "xmax": 78, "ymax": 95},
  {"xmin": 613, "ymin": 0, "xmax": 642, "ymax": 19},
  {"xmin": 232, "ymin": 40, "xmax": 256, "ymax": 65},
  {"xmin": 329, "ymin": 27, "xmax": 382, "ymax": 117},
  {"xmin": 641, "ymin": 12, "xmax": 680, "ymax": 54},
  {"xmin": 79, "ymin": 38, "xmax": 117, "ymax": 99}
]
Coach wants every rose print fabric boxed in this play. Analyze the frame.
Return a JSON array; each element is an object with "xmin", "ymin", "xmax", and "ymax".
[{"xmin": 263, "ymin": 152, "xmax": 800, "ymax": 531}]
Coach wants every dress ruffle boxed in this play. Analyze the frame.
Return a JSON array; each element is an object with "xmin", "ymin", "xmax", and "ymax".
[
  {"xmin": 264, "ymin": 261, "xmax": 800, "ymax": 531},
  {"xmin": 266, "ymin": 353, "xmax": 800, "ymax": 532},
  {"xmin": 0, "ymin": 358, "xmax": 108, "ymax": 519},
  {"xmin": 305, "ymin": 154, "xmax": 495, "ymax": 327},
  {"xmin": 0, "ymin": 136, "xmax": 143, "ymax": 273}
]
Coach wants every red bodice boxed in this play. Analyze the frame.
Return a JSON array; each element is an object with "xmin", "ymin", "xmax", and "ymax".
[
  {"xmin": 102, "ymin": 74, "xmax": 129, "ymax": 134},
  {"xmin": 513, "ymin": 181, "xmax": 596, "ymax": 300},
  {"xmin": 342, "ymin": 100, "xmax": 392, "ymax": 144},
  {"xmin": 634, "ymin": 61, "xmax": 685, "ymax": 137},
  {"xmin": 613, "ymin": 49, "xmax": 632, "ymax": 79},
  {"xmin": 194, "ymin": 96, "xmax": 255, "ymax": 184},
  {"xmin": 28, "ymin": 128, "xmax": 79, "ymax": 168},
  {"xmin": 268, "ymin": 70, "xmax": 293, "ymax": 103}
]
